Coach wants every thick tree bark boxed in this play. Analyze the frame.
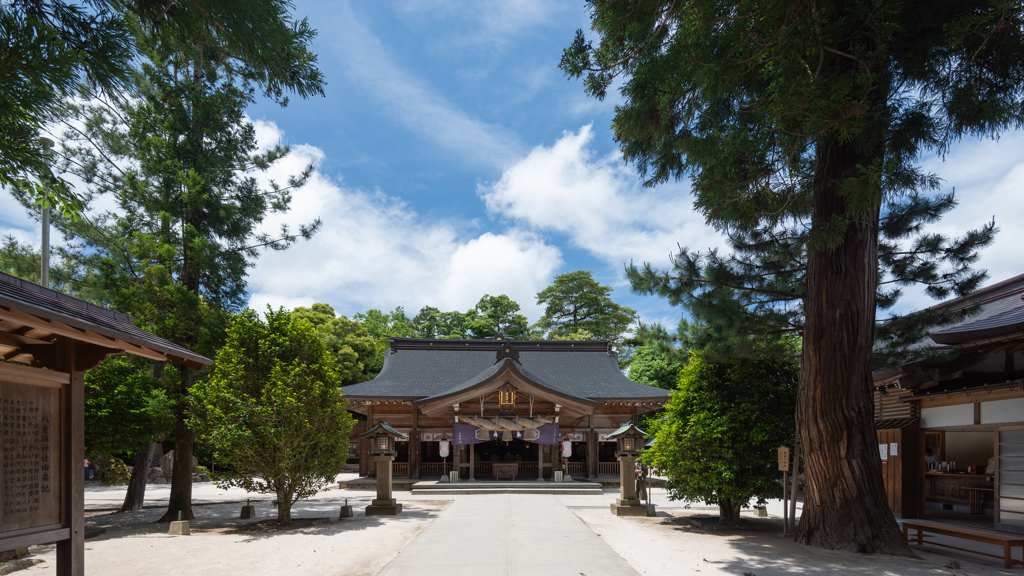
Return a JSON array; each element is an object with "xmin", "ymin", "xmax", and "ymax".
[
  {"xmin": 120, "ymin": 442, "xmax": 156, "ymax": 513},
  {"xmin": 793, "ymin": 137, "xmax": 912, "ymax": 554},
  {"xmin": 157, "ymin": 409, "xmax": 195, "ymax": 522},
  {"xmin": 719, "ymin": 499, "xmax": 741, "ymax": 525}
]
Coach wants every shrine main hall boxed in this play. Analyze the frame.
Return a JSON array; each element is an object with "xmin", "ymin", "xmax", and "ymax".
[{"xmin": 344, "ymin": 337, "xmax": 669, "ymax": 481}]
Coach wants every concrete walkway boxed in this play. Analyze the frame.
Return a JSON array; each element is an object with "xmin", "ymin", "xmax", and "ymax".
[{"xmin": 377, "ymin": 494, "xmax": 641, "ymax": 576}]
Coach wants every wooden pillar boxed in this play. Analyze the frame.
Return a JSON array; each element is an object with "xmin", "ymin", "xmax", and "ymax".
[
  {"xmin": 587, "ymin": 428, "xmax": 598, "ymax": 479},
  {"xmin": 363, "ymin": 404, "xmax": 375, "ymax": 477},
  {"xmin": 538, "ymin": 442, "xmax": 544, "ymax": 481},
  {"xmin": 453, "ymin": 442, "xmax": 461, "ymax": 480},
  {"xmin": 411, "ymin": 409, "xmax": 420, "ymax": 479},
  {"xmin": 469, "ymin": 442, "xmax": 475, "ymax": 481},
  {"xmin": 56, "ymin": 338, "xmax": 84, "ymax": 576}
]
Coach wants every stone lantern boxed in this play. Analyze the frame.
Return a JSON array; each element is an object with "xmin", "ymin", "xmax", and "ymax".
[
  {"xmin": 605, "ymin": 422, "xmax": 649, "ymax": 517},
  {"xmin": 360, "ymin": 421, "xmax": 408, "ymax": 515}
]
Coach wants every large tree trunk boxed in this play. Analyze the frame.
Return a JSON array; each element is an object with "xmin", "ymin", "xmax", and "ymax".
[
  {"xmin": 793, "ymin": 137, "xmax": 911, "ymax": 554},
  {"xmin": 157, "ymin": 407, "xmax": 195, "ymax": 522},
  {"xmin": 718, "ymin": 499, "xmax": 741, "ymax": 525},
  {"xmin": 120, "ymin": 442, "xmax": 156, "ymax": 513}
]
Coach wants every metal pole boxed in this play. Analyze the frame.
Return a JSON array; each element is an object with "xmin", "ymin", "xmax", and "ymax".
[
  {"xmin": 41, "ymin": 206, "xmax": 50, "ymax": 288},
  {"xmin": 37, "ymin": 137, "xmax": 54, "ymax": 289},
  {"xmin": 788, "ymin": 439, "xmax": 800, "ymax": 534},
  {"xmin": 782, "ymin": 469, "xmax": 789, "ymax": 536}
]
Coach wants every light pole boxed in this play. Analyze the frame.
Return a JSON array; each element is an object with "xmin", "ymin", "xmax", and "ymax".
[{"xmin": 38, "ymin": 137, "xmax": 54, "ymax": 288}]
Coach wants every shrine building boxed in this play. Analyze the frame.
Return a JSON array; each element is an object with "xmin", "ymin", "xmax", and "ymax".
[{"xmin": 343, "ymin": 337, "xmax": 669, "ymax": 481}]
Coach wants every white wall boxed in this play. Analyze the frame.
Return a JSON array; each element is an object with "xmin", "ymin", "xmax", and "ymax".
[
  {"xmin": 921, "ymin": 404, "xmax": 974, "ymax": 428},
  {"xmin": 980, "ymin": 398, "xmax": 1024, "ymax": 425}
]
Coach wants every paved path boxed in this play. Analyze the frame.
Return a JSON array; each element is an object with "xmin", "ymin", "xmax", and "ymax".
[{"xmin": 378, "ymin": 494, "xmax": 641, "ymax": 576}]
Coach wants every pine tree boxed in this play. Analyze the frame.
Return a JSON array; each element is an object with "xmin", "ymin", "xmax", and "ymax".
[
  {"xmin": 561, "ymin": 0, "xmax": 1023, "ymax": 553},
  {"xmin": 23, "ymin": 12, "xmax": 325, "ymax": 521}
]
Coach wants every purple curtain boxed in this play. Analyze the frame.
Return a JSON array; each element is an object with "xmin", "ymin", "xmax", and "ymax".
[
  {"xmin": 453, "ymin": 423, "xmax": 487, "ymax": 445},
  {"xmin": 523, "ymin": 424, "xmax": 559, "ymax": 445}
]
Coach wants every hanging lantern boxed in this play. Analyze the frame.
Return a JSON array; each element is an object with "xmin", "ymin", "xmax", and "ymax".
[
  {"xmin": 439, "ymin": 440, "xmax": 450, "ymax": 458},
  {"xmin": 562, "ymin": 440, "xmax": 572, "ymax": 458},
  {"xmin": 498, "ymin": 384, "xmax": 516, "ymax": 408}
]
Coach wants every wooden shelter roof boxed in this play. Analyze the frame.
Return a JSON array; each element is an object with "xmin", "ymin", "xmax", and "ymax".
[
  {"xmin": 0, "ymin": 272, "xmax": 211, "ymax": 368},
  {"xmin": 343, "ymin": 337, "xmax": 669, "ymax": 404}
]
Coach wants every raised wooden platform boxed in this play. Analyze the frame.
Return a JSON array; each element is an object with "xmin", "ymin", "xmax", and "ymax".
[
  {"xmin": 410, "ymin": 480, "xmax": 605, "ymax": 495},
  {"xmin": 903, "ymin": 519, "xmax": 1024, "ymax": 569}
]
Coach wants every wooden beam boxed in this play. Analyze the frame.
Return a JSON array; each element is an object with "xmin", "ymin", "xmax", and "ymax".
[
  {"xmin": 0, "ymin": 330, "xmax": 53, "ymax": 349},
  {"xmin": 0, "ymin": 307, "xmax": 167, "ymax": 362},
  {"xmin": 0, "ymin": 360, "xmax": 71, "ymax": 386}
]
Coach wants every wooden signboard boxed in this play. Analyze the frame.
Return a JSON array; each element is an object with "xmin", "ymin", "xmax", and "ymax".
[
  {"xmin": 777, "ymin": 446, "xmax": 790, "ymax": 471},
  {"xmin": 0, "ymin": 362, "xmax": 69, "ymax": 550}
]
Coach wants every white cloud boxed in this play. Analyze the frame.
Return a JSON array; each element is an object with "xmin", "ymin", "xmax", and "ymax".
[
  {"xmin": 479, "ymin": 125, "xmax": 723, "ymax": 269},
  {"xmin": 329, "ymin": 2, "xmax": 523, "ymax": 169},
  {"xmin": 246, "ymin": 122, "xmax": 562, "ymax": 319},
  {"xmin": 394, "ymin": 0, "xmax": 568, "ymax": 48},
  {"xmin": 894, "ymin": 130, "xmax": 1024, "ymax": 311}
]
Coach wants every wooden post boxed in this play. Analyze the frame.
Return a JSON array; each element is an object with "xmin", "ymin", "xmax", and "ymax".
[
  {"xmin": 538, "ymin": 442, "xmax": 544, "ymax": 481},
  {"xmin": 411, "ymin": 410, "xmax": 420, "ymax": 479},
  {"xmin": 56, "ymin": 338, "xmax": 84, "ymax": 576},
  {"xmin": 453, "ymin": 442, "xmax": 461, "ymax": 480},
  {"xmin": 469, "ymin": 442, "xmax": 475, "ymax": 481},
  {"xmin": 587, "ymin": 429, "xmax": 597, "ymax": 479}
]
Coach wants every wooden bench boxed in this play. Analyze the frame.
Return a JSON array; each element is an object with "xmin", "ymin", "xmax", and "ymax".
[{"xmin": 903, "ymin": 520, "xmax": 1024, "ymax": 568}]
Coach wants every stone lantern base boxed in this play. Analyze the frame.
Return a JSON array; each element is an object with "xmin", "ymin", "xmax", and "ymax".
[
  {"xmin": 610, "ymin": 498, "xmax": 649, "ymax": 517},
  {"xmin": 366, "ymin": 498, "xmax": 403, "ymax": 516}
]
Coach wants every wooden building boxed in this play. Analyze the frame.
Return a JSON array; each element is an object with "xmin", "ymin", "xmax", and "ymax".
[
  {"xmin": 343, "ymin": 337, "xmax": 669, "ymax": 480},
  {"xmin": 873, "ymin": 273, "xmax": 1024, "ymax": 533},
  {"xmin": 0, "ymin": 272, "xmax": 211, "ymax": 574}
]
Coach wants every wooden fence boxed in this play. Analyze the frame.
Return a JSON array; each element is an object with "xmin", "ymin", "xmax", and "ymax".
[
  {"xmin": 418, "ymin": 462, "xmax": 448, "ymax": 477},
  {"xmin": 597, "ymin": 462, "xmax": 620, "ymax": 476},
  {"xmin": 566, "ymin": 462, "xmax": 586, "ymax": 476},
  {"xmin": 392, "ymin": 462, "xmax": 409, "ymax": 477}
]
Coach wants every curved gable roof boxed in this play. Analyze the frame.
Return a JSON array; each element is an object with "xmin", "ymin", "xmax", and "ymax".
[{"xmin": 342, "ymin": 337, "xmax": 668, "ymax": 402}]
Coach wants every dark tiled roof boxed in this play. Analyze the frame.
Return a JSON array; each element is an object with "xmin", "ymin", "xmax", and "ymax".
[
  {"xmin": 931, "ymin": 292, "xmax": 1024, "ymax": 344},
  {"xmin": 0, "ymin": 272, "xmax": 211, "ymax": 367},
  {"xmin": 343, "ymin": 337, "xmax": 668, "ymax": 402}
]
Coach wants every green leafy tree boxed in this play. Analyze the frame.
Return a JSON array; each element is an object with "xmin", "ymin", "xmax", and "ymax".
[
  {"xmin": 291, "ymin": 303, "xmax": 377, "ymax": 384},
  {"xmin": 468, "ymin": 294, "xmax": 530, "ymax": 339},
  {"xmin": 561, "ymin": 0, "xmax": 1022, "ymax": 552},
  {"xmin": 535, "ymin": 271, "xmax": 637, "ymax": 341},
  {"xmin": 3, "ymin": 0, "xmax": 325, "ymax": 215},
  {"xmin": 0, "ymin": 2, "xmax": 130, "ymax": 215},
  {"xmin": 412, "ymin": 306, "xmax": 473, "ymax": 339},
  {"xmin": 191, "ymin": 308, "xmax": 354, "ymax": 524},
  {"xmin": 643, "ymin": 347, "xmax": 798, "ymax": 524},
  {"xmin": 354, "ymin": 306, "xmax": 417, "ymax": 375},
  {"xmin": 628, "ymin": 346, "xmax": 684, "ymax": 390},
  {"xmin": 85, "ymin": 356, "xmax": 174, "ymax": 512},
  {"xmin": 25, "ymin": 13, "xmax": 325, "ymax": 522}
]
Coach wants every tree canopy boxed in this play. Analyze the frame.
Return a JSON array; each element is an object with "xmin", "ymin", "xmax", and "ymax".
[
  {"xmin": 291, "ymin": 303, "xmax": 377, "ymax": 385},
  {"xmin": 191, "ymin": 308, "xmax": 354, "ymax": 524},
  {"xmin": 642, "ymin": 346, "xmax": 799, "ymax": 524},
  {"xmin": 535, "ymin": 271, "xmax": 637, "ymax": 341},
  {"xmin": 628, "ymin": 346, "xmax": 685, "ymax": 390},
  {"xmin": 562, "ymin": 0, "xmax": 1023, "ymax": 553}
]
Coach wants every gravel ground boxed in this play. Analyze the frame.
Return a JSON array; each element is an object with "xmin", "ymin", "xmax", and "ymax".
[
  {"xmin": 18, "ymin": 498, "xmax": 450, "ymax": 576},
  {"xmin": 573, "ymin": 507, "xmax": 1018, "ymax": 576}
]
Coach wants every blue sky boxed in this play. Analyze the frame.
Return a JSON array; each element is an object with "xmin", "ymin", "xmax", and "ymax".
[{"xmin": 2, "ymin": 0, "xmax": 1022, "ymax": 330}]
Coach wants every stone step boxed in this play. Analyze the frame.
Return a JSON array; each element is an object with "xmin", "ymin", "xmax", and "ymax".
[
  {"xmin": 411, "ymin": 487, "xmax": 604, "ymax": 495},
  {"xmin": 410, "ymin": 480, "xmax": 605, "ymax": 495}
]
